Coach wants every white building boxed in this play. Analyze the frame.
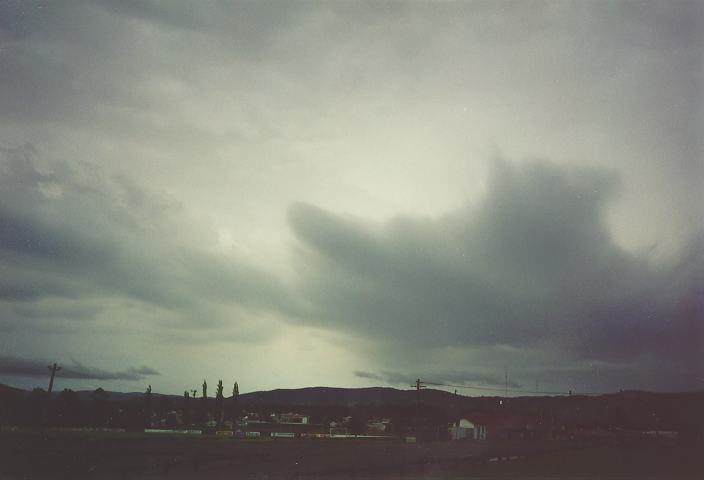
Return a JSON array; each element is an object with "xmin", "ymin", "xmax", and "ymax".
[{"xmin": 449, "ymin": 418, "xmax": 475, "ymax": 440}]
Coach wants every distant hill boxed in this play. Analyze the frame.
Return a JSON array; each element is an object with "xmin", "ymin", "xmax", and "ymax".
[
  {"xmin": 68, "ymin": 386, "xmax": 449, "ymax": 406},
  {"xmin": 79, "ymin": 386, "xmax": 455, "ymax": 407},
  {"xmin": 0, "ymin": 384, "xmax": 176, "ymax": 402},
  {"xmin": 67, "ymin": 390, "xmax": 154, "ymax": 402},
  {"xmin": 0, "ymin": 383, "xmax": 453, "ymax": 406},
  {"xmin": 2, "ymin": 382, "xmax": 703, "ymax": 412},
  {"xmin": 0, "ymin": 383, "xmax": 24, "ymax": 397},
  {"xmin": 2, "ymin": 382, "xmax": 703, "ymax": 431},
  {"xmin": 239, "ymin": 386, "xmax": 447, "ymax": 406}
]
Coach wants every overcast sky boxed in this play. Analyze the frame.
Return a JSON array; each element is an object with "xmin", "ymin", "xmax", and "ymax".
[{"xmin": 0, "ymin": 0, "xmax": 702, "ymax": 396}]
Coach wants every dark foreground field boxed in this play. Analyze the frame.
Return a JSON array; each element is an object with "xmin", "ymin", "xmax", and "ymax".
[{"xmin": 0, "ymin": 432, "xmax": 701, "ymax": 480}]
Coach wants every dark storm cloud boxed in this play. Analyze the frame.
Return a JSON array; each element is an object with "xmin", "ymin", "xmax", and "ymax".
[
  {"xmin": 290, "ymin": 160, "xmax": 702, "ymax": 381},
  {"xmin": 0, "ymin": 0, "xmax": 701, "ymax": 394},
  {"xmin": 96, "ymin": 0, "xmax": 208, "ymax": 31},
  {"xmin": 0, "ymin": 145, "xmax": 300, "ymax": 333},
  {"xmin": 0, "ymin": 354, "xmax": 159, "ymax": 381},
  {"xmin": 0, "ymin": 299, "xmax": 101, "ymax": 335},
  {"xmin": 128, "ymin": 365, "xmax": 160, "ymax": 376},
  {"xmin": 0, "ymin": 0, "xmax": 330, "ymax": 130},
  {"xmin": 353, "ymin": 370, "xmax": 410, "ymax": 384}
]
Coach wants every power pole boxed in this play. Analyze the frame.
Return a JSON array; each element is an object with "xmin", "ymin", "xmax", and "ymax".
[
  {"xmin": 144, "ymin": 385, "xmax": 153, "ymax": 429},
  {"xmin": 452, "ymin": 389, "xmax": 458, "ymax": 426},
  {"xmin": 410, "ymin": 378, "xmax": 426, "ymax": 419},
  {"xmin": 47, "ymin": 363, "xmax": 62, "ymax": 394},
  {"xmin": 504, "ymin": 368, "xmax": 508, "ymax": 398},
  {"xmin": 44, "ymin": 363, "xmax": 61, "ymax": 427}
]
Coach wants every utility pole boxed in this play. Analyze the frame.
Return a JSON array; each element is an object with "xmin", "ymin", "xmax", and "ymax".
[
  {"xmin": 504, "ymin": 368, "xmax": 508, "ymax": 398},
  {"xmin": 43, "ymin": 362, "xmax": 61, "ymax": 428},
  {"xmin": 47, "ymin": 363, "xmax": 62, "ymax": 394},
  {"xmin": 144, "ymin": 385, "xmax": 153, "ymax": 429},
  {"xmin": 452, "ymin": 389, "xmax": 458, "ymax": 427},
  {"xmin": 410, "ymin": 378, "xmax": 426, "ymax": 419}
]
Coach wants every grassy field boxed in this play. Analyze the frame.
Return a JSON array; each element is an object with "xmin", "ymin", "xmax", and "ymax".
[{"xmin": 0, "ymin": 431, "xmax": 701, "ymax": 479}]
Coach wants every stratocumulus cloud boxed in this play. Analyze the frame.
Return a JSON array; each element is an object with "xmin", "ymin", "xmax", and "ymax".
[
  {"xmin": 0, "ymin": 1, "xmax": 701, "ymax": 394},
  {"xmin": 0, "ymin": 355, "xmax": 159, "ymax": 381},
  {"xmin": 0, "ymin": 145, "xmax": 300, "ymax": 333},
  {"xmin": 290, "ymin": 160, "xmax": 703, "ymax": 390}
]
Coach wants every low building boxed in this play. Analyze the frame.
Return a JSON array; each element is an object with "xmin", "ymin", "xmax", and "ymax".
[
  {"xmin": 453, "ymin": 413, "xmax": 540, "ymax": 441},
  {"xmin": 243, "ymin": 420, "xmax": 324, "ymax": 437},
  {"xmin": 279, "ymin": 413, "xmax": 310, "ymax": 424},
  {"xmin": 449, "ymin": 418, "xmax": 476, "ymax": 440},
  {"xmin": 329, "ymin": 425, "xmax": 348, "ymax": 435},
  {"xmin": 365, "ymin": 418, "xmax": 391, "ymax": 434}
]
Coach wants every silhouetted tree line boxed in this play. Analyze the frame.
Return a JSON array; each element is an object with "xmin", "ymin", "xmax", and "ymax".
[
  {"xmin": 0, "ymin": 379, "xmax": 244, "ymax": 430},
  {"xmin": 0, "ymin": 387, "xmax": 176, "ymax": 430},
  {"xmin": 0, "ymin": 387, "xmax": 119, "ymax": 428},
  {"xmin": 1, "ymin": 385, "xmax": 701, "ymax": 436}
]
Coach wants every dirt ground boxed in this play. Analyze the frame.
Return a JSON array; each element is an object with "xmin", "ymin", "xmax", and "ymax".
[{"xmin": 0, "ymin": 432, "xmax": 701, "ymax": 479}]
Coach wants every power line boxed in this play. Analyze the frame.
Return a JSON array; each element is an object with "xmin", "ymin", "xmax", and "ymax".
[
  {"xmin": 422, "ymin": 380, "xmax": 604, "ymax": 396},
  {"xmin": 424, "ymin": 380, "xmax": 559, "ymax": 395},
  {"xmin": 410, "ymin": 378, "xmax": 427, "ymax": 415}
]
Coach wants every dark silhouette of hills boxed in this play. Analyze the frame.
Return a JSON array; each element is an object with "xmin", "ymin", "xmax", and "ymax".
[
  {"xmin": 0, "ymin": 385, "xmax": 453, "ymax": 406},
  {"xmin": 1, "ymin": 382, "xmax": 703, "ymax": 432},
  {"xmin": 0, "ymin": 383, "xmax": 24, "ymax": 397},
  {"xmin": 239, "ymin": 386, "xmax": 452, "ymax": 406},
  {"xmin": 0, "ymin": 383, "xmax": 429, "ymax": 404},
  {"xmin": 2, "ymin": 383, "xmax": 703, "ymax": 407},
  {"xmin": 2, "ymin": 382, "xmax": 703, "ymax": 417}
]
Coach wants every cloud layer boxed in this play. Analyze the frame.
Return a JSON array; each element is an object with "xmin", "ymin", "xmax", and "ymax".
[
  {"xmin": 0, "ymin": 1, "xmax": 701, "ymax": 394},
  {"xmin": 0, "ymin": 145, "xmax": 299, "ymax": 336},
  {"xmin": 0, "ymin": 148, "xmax": 700, "ymax": 393},
  {"xmin": 289, "ymin": 160, "xmax": 702, "ymax": 389},
  {"xmin": 0, "ymin": 354, "xmax": 159, "ymax": 381}
]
